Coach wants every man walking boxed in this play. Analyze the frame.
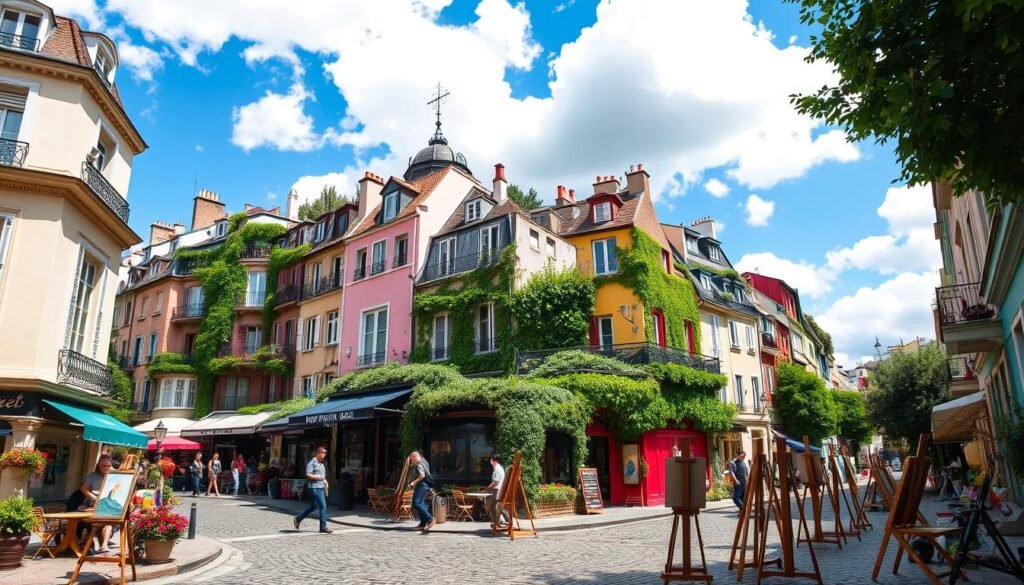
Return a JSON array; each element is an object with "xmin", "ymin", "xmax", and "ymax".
[
  {"xmin": 484, "ymin": 454, "xmax": 510, "ymax": 529},
  {"xmin": 730, "ymin": 451, "xmax": 748, "ymax": 510},
  {"xmin": 293, "ymin": 447, "xmax": 333, "ymax": 533},
  {"xmin": 408, "ymin": 451, "xmax": 435, "ymax": 532}
]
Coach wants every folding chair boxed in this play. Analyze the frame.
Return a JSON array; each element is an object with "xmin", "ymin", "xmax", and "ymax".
[
  {"xmin": 871, "ymin": 455, "xmax": 965, "ymax": 584},
  {"xmin": 31, "ymin": 507, "xmax": 63, "ymax": 560},
  {"xmin": 449, "ymin": 490, "xmax": 475, "ymax": 522},
  {"xmin": 399, "ymin": 490, "xmax": 414, "ymax": 521}
]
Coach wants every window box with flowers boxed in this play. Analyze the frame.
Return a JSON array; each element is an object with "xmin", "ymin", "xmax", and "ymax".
[
  {"xmin": 130, "ymin": 506, "xmax": 189, "ymax": 563},
  {"xmin": 0, "ymin": 448, "xmax": 48, "ymax": 481},
  {"xmin": 534, "ymin": 483, "xmax": 577, "ymax": 518}
]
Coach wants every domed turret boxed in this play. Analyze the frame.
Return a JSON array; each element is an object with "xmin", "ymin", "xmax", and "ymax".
[{"xmin": 404, "ymin": 90, "xmax": 472, "ymax": 181}]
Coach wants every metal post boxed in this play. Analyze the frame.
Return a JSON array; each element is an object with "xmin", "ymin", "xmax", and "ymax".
[{"xmin": 188, "ymin": 502, "xmax": 197, "ymax": 539}]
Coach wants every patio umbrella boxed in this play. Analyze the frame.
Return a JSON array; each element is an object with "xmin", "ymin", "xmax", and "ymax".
[{"xmin": 147, "ymin": 436, "xmax": 202, "ymax": 451}]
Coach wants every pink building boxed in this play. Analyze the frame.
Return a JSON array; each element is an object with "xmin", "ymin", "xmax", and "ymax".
[{"xmin": 339, "ymin": 130, "xmax": 483, "ymax": 373}]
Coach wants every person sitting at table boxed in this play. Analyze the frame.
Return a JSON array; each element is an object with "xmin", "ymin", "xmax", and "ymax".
[{"xmin": 66, "ymin": 454, "xmax": 115, "ymax": 553}]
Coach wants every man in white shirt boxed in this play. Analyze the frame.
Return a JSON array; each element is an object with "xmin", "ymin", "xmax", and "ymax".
[{"xmin": 484, "ymin": 454, "xmax": 510, "ymax": 528}]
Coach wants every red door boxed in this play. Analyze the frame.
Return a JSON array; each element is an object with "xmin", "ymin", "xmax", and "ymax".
[
  {"xmin": 685, "ymin": 320, "xmax": 696, "ymax": 353},
  {"xmin": 641, "ymin": 430, "xmax": 709, "ymax": 506}
]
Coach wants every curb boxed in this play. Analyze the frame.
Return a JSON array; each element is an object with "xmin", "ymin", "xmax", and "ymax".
[{"xmin": 49, "ymin": 542, "xmax": 223, "ymax": 585}]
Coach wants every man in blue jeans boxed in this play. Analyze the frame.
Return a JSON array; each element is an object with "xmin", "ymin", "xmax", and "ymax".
[
  {"xmin": 293, "ymin": 447, "xmax": 333, "ymax": 533},
  {"xmin": 408, "ymin": 451, "xmax": 435, "ymax": 532}
]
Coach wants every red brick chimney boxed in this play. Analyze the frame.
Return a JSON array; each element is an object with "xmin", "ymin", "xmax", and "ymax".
[
  {"xmin": 493, "ymin": 163, "xmax": 508, "ymax": 203},
  {"xmin": 191, "ymin": 189, "xmax": 225, "ymax": 231},
  {"xmin": 149, "ymin": 221, "xmax": 175, "ymax": 246},
  {"xmin": 555, "ymin": 185, "xmax": 573, "ymax": 207}
]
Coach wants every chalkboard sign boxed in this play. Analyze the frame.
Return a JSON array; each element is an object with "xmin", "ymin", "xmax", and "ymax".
[{"xmin": 578, "ymin": 467, "xmax": 604, "ymax": 514}]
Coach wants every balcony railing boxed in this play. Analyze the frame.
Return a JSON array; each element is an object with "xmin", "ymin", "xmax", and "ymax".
[
  {"xmin": 175, "ymin": 257, "xmax": 204, "ymax": 275},
  {"xmin": 369, "ymin": 260, "xmax": 387, "ymax": 276},
  {"xmin": 217, "ymin": 343, "xmax": 261, "ymax": 357},
  {"xmin": 301, "ymin": 274, "xmax": 342, "ymax": 299},
  {"xmin": 474, "ymin": 337, "xmax": 498, "ymax": 354},
  {"xmin": 240, "ymin": 242, "xmax": 272, "ymax": 259},
  {"xmin": 117, "ymin": 356, "xmax": 135, "ymax": 371},
  {"xmin": 393, "ymin": 253, "xmax": 408, "ymax": 269},
  {"xmin": 947, "ymin": 357, "xmax": 974, "ymax": 382},
  {"xmin": 516, "ymin": 342, "xmax": 721, "ymax": 375},
  {"xmin": 57, "ymin": 349, "xmax": 113, "ymax": 395},
  {"xmin": 171, "ymin": 303, "xmax": 205, "ymax": 320},
  {"xmin": 421, "ymin": 250, "xmax": 501, "ymax": 282},
  {"xmin": 0, "ymin": 31, "xmax": 39, "ymax": 52},
  {"xmin": 0, "ymin": 138, "xmax": 28, "ymax": 167},
  {"xmin": 237, "ymin": 291, "xmax": 266, "ymax": 308},
  {"xmin": 353, "ymin": 266, "xmax": 367, "ymax": 282},
  {"xmin": 936, "ymin": 282, "xmax": 997, "ymax": 326},
  {"xmin": 357, "ymin": 352, "xmax": 386, "ymax": 367},
  {"xmin": 761, "ymin": 332, "xmax": 778, "ymax": 349},
  {"xmin": 81, "ymin": 162, "xmax": 129, "ymax": 223}
]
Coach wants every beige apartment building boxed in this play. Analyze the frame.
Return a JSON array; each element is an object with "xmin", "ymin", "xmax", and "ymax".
[{"xmin": 0, "ymin": 1, "xmax": 148, "ymax": 499}]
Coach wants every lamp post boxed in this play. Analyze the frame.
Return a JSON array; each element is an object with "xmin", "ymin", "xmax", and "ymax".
[
  {"xmin": 153, "ymin": 421, "xmax": 167, "ymax": 506},
  {"xmin": 759, "ymin": 393, "xmax": 768, "ymax": 415}
]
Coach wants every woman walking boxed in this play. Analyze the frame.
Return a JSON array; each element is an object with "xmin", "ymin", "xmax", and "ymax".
[
  {"xmin": 206, "ymin": 452, "xmax": 222, "ymax": 496},
  {"xmin": 232, "ymin": 454, "xmax": 247, "ymax": 496},
  {"xmin": 189, "ymin": 453, "xmax": 203, "ymax": 497}
]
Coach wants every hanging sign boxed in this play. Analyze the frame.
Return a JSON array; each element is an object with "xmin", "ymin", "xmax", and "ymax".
[{"xmin": 0, "ymin": 391, "xmax": 40, "ymax": 417}]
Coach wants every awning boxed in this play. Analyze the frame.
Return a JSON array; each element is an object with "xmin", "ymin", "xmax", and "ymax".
[
  {"xmin": 133, "ymin": 417, "xmax": 194, "ymax": 437},
  {"xmin": 181, "ymin": 411, "xmax": 272, "ymax": 437},
  {"xmin": 770, "ymin": 429, "xmax": 822, "ymax": 453},
  {"xmin": 43, "ymin": 400, "xmax": 148, "ymax": 448},
  {"xmin": 932, "ymin": 392, "xmax": 987, "ymax": 443},
  {"xmin": 147, "ymin": 436, "xmax": 201, "ymax": 451},
  {"xmin": 287, "ymin": 387, "xmax": 413, "ymax": 428}
]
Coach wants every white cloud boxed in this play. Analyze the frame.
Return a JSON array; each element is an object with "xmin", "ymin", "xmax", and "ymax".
[
  {"xmin": 788, "ymin": 35, "xmax": 797, "ymax": 45},
  {"xmin": 744, "ymin": 194, "xmax": 775, "ymax": 226},
  {"xmin": 101, "ymin": 0, "xmax": 861, "ymax": 198},
  {"xmin": 115, "ymin": 36, "xmax": 164, "ymax": 82},
  {"xmin": 231, "ymin": 83, "xmax": 321, "ymax": 152},
  {"xmin": 735, "ymin": 252, "xmax": 835, "ymax": 299},
  {"xmin": 817, "ymin": 272, "xmax": 939, "ymax": 365},
  {"xmin": 290, "ymin": 172, "xmax": 357, "ymax": 207},
  {"xmin": 704, "ymin": 178, "xmax": 729, "ymax": 198},
  {"xmin": 195, "ymin": 144, "xmax": 204, "ymax": 152}
]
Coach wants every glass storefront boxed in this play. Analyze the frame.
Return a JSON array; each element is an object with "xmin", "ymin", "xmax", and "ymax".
[{"xmin": 428, "ymin": 421, "xmax": 494, "ymax": 486}]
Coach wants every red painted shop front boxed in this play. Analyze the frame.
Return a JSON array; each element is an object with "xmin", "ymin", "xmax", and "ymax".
[{"xmin": 586, "ymin": 423, "xmax": 709, "ymax": 507}]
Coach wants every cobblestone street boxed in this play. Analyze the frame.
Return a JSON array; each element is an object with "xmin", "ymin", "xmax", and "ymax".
[{"xmin": 157, "ymin": 492, "xmax": 1022, "ymax": 585}]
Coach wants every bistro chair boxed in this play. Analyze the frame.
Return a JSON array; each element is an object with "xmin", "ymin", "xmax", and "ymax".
[
  {"xmin": 366, "ymin": 489, "xmax": 385, "ymax": 517},
  {"xmin": 398, "ymin": 490, "xmax": 414, "ymax": 521},
  {"xmin": 449, "ymin": 490, "xmax": 475, "ymax": 522},
  {"xmin": 31, "ymin": 507, "xmax": 63, "ymax": 560}
]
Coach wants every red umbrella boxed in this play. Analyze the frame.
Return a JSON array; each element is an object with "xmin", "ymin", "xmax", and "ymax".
[{"xmin": 147, "ymin": 436, "xmax": 201, "ymax": 451}]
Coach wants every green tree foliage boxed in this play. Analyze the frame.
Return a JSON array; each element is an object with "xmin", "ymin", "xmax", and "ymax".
[
  {"xmin": 297, "ymin": 185, "xmax": 354, "ymax": 221},
  {"xmin": 145, "ymin": 353, "xmax": 195, "ymax": 376},
  {"xmin": 832, "ymin": 390, "xmax": 873, "ymax": 443},
  {"xmin": 507, "ymin": 184, "xmax": 542, "ymax": 210},
  {"xmin": 789, "ymin": 0, "xmax": 1024, "ymax": 208},
  {"xmin": 106, "ymin": 360, "xmax": 135, "ymax": 422},
  {"xmin": 775, "ymin": 362, "xmax": 838, "ymax": 444},
  {"xmin": 865, "ymin": 343, "xmax": 950, "ymax": 446},
  {"xmin": 804, "ymin": 314, "xmax": 834, "ymax": 357},
  {"xmin": 512, "ymin": 267, "xmax": 595, "ymax": 351}
]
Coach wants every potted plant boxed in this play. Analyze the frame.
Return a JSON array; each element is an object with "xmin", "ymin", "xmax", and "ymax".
[
  {"xmin": 0, "ymin": 448, "xmax": 48, "ymax": 481},
  {"xmin": 535, "ymin": 483, "xmax": 577, "ymax": 518},
  {"xmin": 0, "ymin": 496, "xmax": 38, "ymax": 570},
  {"xmin": 130, "ymin": 506, "xmax": 188, "ymax": 564}
]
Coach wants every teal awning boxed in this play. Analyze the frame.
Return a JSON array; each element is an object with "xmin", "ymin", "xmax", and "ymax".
[{"xmin": 43, "ymin": 400, "xmax": 148, "ymax": 448}]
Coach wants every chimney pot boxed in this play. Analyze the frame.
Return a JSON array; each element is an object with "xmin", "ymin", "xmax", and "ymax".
[
  {"xmin": 568, "ymin": 189, "xmax": 575, "ymax": 202},
  {"xmin": 494, "ymin": 163, "xmax": 506, "ymax": 182},
  {"xmin": 638, "ymin": 163, "xmax": 644, "ymax": 172}
]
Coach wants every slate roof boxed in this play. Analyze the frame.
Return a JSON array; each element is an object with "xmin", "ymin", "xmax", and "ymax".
[
  {"xmin": 539, "ymin": 187, "xmax": 671, "ymax": 251},
  {"xmin": 433, "ymin": 188, "xmax": 528, "ymax": 238},
  {"xmin": 38, "ymin": 16, "xmax": 124, "ymax": 106}
]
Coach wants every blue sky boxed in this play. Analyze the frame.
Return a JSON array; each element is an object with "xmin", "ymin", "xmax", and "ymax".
[{"xmin": 55, "ymin": 0, "xmax": 940, "ymax": 366}]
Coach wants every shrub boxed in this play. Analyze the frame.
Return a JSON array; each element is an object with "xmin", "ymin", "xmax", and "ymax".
[
  {"xmin": 525, "ymin": 350, "xmax": 645, "ymax": 378},
  {"xmin": 512, "ymin": 266, "xmax": 595, "ymax": 351},
  {"xmin": 535, "ymin": 483, "xmax": 576, "ymax": 505},
  {"xmin": 0, "ymin": 496, "xmax": 38, "ymax": 535}
]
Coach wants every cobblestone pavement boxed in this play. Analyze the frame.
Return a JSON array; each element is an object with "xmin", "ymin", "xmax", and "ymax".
[{"xmin": 162, "ymin": 491, "xmax": 1021, "ymax": 585}]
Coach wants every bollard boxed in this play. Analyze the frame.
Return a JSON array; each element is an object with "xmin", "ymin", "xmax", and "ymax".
[{"xmin": 188, "ymin": 502, "xmax": 197, "ymax": 539}]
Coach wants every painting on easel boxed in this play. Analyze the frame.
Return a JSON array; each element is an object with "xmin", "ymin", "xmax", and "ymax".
[{"xmin": 92, "ymin": 470, "xmax": 136, "ymax": 521}]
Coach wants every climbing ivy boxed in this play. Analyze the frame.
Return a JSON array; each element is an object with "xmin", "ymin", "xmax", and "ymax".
[
  {"xmin": 409, "ymin": 247, "xmax": 516, "ymax": 374},
  {"xmin": 175, "ymin": 215, "xmax": 288, "ymax": 417},
  {"xmin": 511, "ymin": 266, "xmax": 595, "ymax": 351},
  {"xmin": 262, "ymin": 244, "xmax": 309, "ymax": 339},
  {"xmin": 524, "ymin": 349, "xmax": 647, "ymax": 378},
  {"xmin": 145, "ymin": 353, "xmax": 195, "ymax": 376},
  {"xmin": 605, "ymin": 228, "xmax": 703, "ymax": 353},
  {"xmin": 105, "ymin": 359, "xmax": 135, "ymax": 423}
]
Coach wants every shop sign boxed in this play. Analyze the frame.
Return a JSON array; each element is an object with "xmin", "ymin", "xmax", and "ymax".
[
  {"xmin": 293, "ymin": 408, "xmax": 371, "ymax": 426},
  {"xmin": 0, "ymin": 391, "xmax": 41, "ymax": 417}
]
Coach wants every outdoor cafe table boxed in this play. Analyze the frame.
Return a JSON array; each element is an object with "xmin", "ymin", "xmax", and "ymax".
[
  {"xmin": 45, "ymin": 511, "xmax": 92, "ymax": 556},
  {"xmin": 465, "ymin": 492, "xmax": 491, "ymax": 521}
]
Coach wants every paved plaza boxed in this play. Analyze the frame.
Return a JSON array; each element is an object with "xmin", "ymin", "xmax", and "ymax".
[{"xmin": 150, "ymin": 489, "xmax": 1024, "ymax": 585}]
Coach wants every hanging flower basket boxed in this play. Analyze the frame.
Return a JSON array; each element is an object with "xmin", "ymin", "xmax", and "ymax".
[{"xmin": 0, "ymin": 448, "xmax": 48, "ymax": 478}]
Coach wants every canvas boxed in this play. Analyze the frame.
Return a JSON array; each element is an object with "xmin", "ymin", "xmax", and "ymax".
[{"xmin": 92, "ymin": 470, "xmax": 136, "ymax": 521}]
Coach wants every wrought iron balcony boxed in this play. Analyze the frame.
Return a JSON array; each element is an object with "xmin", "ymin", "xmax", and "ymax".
[
  {"xmin": 217, "ymin": 343, "xmax": 260, "ymax": 357},
  {"xmin": 761, "ymin": 332, "xmax": 778, "ymax": 349},
  {"xmin": 357, "ymin": 352, "xmax": 386, "ymax": 367},
  {"xmin": 0, "ymin": 138, "xmax": 28, "ymax": 167},
  {"xmin": 421, "ymin": 250, "xmax": 501, "ymax": 282},
  {"xmin": 274, "ymin": 284, "xmax": 300, "ymax": 306},
  {"xmin": 272, "ymin": 343, "xmax": 296, "ymax": 358},
  {"xmin": 301, "ymin": 274, "xmax": 342, "ymax": 299},
  {"xmin": 936, "ymin": 283, "xmax": 997, "ymax": 325},
  {"xmin": 515, "ymin": 342, "xmax": 721, "ymax": 375},
  {"xmin": 237, "ymin": 291, "xmax": 266, "ymax": 308},
  {"xmin": 240, "ymin": 242, "xmax": 272, "ymax": 259},
  {"xmin": 353, "ymin": 266, "xmax": 367, "ymax": 282},
  {"xmin": 369, "ymin": 260, "xmax": 387, "ymax": 276},
  {"xmin": 81, "ymin": 162, "xmax": 129, "ymax": 223},
  {"xmin": 171, "ymin": 303, "xmax": 205, "ymax": 320},
  {"xmin": 58, "ymin": 349, "xmax": 113, "ymax": 395},
  {"xmin": 117, "ymin": 356, "xmax": 135, "ymax": 371},
  {"xmin": 947, "ymin": 357, "xmax": 974, "ymax": 382},
  {"xmin": 474, "ymin": 337, "xmax": 498, "ymax": 354},
  {"xmin": 0, "ymin": 31, "xmax": 39, "ymax": 52},
  {"xmin": 393, "ymin": 253, "xmax": 408, "ymax": 269}
]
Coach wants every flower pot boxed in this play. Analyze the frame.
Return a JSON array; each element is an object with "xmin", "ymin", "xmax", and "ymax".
[
  {"xmin": 0, "ymin": 534, "xmax": 29, "ymax": 571},
  {"xmin": 9, "ymin": 468, "xmax": 29, "ymax": 481},
  {"xmin": 144, "ymin": 539, "xmax": 175, "ymax": 564}
]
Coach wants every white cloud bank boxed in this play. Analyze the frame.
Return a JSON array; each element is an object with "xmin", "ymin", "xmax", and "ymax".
[{"xmin": 744, "ymin": 194, "xmax": 775, "ymax": 226}]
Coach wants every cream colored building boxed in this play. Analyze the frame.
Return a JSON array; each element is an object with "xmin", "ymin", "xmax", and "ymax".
[{"xmin": 0, "ymin": 1, "xmax": 147, "ymax": 499}]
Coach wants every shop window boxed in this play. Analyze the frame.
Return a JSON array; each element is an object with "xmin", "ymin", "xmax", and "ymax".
[
  {"xmin": 428, "ymin": 423, "xmax": 495, "ymax": 484},
  {"xmin": 543, "ymin": 432, "xmax": 573, "ymax": 484}
]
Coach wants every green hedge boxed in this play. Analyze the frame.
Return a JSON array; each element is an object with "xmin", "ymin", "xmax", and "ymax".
[{"xmin": 146, "ymin": 353, "xmax": 196, "ymax": 376}]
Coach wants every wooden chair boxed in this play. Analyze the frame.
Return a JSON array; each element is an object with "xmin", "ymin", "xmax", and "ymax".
[
  {"xmin": 871, "ymin": 454, "xmax": 965, "ymax": 584},
  {"xmin": 449, "ymin": 490, "xmax": 475, "ymax": 522},
  {"xmin": 366, "ymin": 488, "xmax": 381, "ymax": 516},
  {"xmin": 44, "ymin": 503, "xmax": 67, "ymax": 514},
  {"xmin": 31, "ymin": 507, "xmax": 63, "ymax": 560},
  {"xmin": 397, "ymin": 490, "xmax": 414, "ymax": 521}
]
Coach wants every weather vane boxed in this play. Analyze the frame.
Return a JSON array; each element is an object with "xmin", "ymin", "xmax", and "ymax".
[{"xmin": 427, "ymin": 82, "xmax": 450, "ymax": 144}]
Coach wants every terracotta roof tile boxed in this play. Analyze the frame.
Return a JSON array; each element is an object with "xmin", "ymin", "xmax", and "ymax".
[
  {"xmin": 38, "ymin": 17, "xmax": 124, "ymax": 107},
  {"xmin": 347, "ymin": 166, "xmax": 454, "ymax": 240}
]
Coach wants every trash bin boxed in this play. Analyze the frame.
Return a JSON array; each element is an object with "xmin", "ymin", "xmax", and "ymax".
[
  {"xmin": 268, "ymin": 478, "xmax": 281, "ymax": 500},
  {"xmin": 338, "ymin": 475, "xmax": 354, "ymax": 511},
  {"xmin": 432, "ymin": 495, "xmax": 447, "ymax": 523}
]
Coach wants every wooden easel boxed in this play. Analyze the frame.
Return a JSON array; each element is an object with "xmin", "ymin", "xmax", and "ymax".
[
  {"xmin": 827, "ymin": 442, "xmax": 861, "ymax": 540},
  {"xmin": 494, "ymin": 451, "xmax": 536, "ymax": 540},
  {"xmin": 796, "ymin": 436, "xmax": 847, "ymax": 548},
  {"xmin": 68, "ymin": 470, "xmax": 139, "ymax": 585},
  {"xmin": 388, "ymin": 457, "xmax": 411, "ymax": 522},
  {"xmin": 729, "ymin": 440, "xmax": 779, "ymax": 579},
  {"xmin": 840, "ymin": 441, "xmax": 871, "ymax": 530},
  {"xmin": 756, "ymin": 437, "xmax": 823, "ymax": 585},
  {"xmin": 661, "ymin": 438, "xmax": 711, "ymax": 583}
]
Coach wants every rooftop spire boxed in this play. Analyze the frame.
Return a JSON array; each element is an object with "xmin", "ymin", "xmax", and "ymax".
[{"xmin": 427, "ymin": 82, "xmax": 450, "ymax": 145}]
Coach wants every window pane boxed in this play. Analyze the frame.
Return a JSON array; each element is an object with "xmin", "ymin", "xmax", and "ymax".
[
  {"xmin": 375, "ymin": 309, "xmax": 387, "ymax": 354},
  {"xmin": 593, "ymin": 241, "xmax": 606, "ymax": 274},
  {"xmin": 0, "ymin": 13, "xmax": 17, "ymax": 35},
  {"xmin": 606, "ymin": 239, "xmax": 618, "ymax": 272},
  {"xmin": 1, "ymin": 110, "xmax": 22, "ymax": 141},
  {"xmin": 363, "ymin": 313, "xmax": 374, "ymax": 355},
  {"xmin": 21, "ymin": 14, "xmax": 38, "ymax": 40}
]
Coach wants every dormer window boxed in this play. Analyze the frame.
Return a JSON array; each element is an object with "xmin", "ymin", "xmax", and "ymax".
[
  {"xmin": 216, "ymin": 220, "xmax": 227, "ymax": 237},
  {"xmin": 465, "ymin": 200, "xmax": 481, "ymax": 222},
  {"xmin": 685, "ymin": 237, "xmax": 697, "ymax": 254},
  {"xmin": 708, "ymin": 245, "xmax": 721, "ymax": 261},
  {"xmin": 94, "ymin": 47, "xmax": 114, "ymax": 82},
  {"xmin": 594, "ymin": 202, "xmax": 611, "ymax": 223},
  {"xmin": 314, "ymin": 221, "xmax": 326, "ymax": 242},
  {"xmin": 700, "ymin": 274, "xmax": 711, "ymax": 290},
  {"xmin": 381, "ymin": 191, "xmax": 399, "ymax": 222},
  {"xmin": 0, "ymin": 10, "xmax": 41, "ymax": 52},
  {"xmin": 148, "ymin": 262, "xmax": 160, "ymax": 276}
]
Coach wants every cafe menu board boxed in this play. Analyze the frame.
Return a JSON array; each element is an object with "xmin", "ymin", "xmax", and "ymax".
[{"xmin": 578, "ymin": 467, "xmax": 604, "ymax": 514}]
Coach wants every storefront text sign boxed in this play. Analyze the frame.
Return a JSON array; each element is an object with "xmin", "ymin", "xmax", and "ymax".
[
  {"xmin": 578, "ymin": 467, "xmax": 604, "ymax": 514},
  {"xmin": 0, "ymin": 391, "xmax": 41, "ymax": 417},
  {"xmin": 303, "ymin": 411, "xmax": 355, "ymax": 425}
]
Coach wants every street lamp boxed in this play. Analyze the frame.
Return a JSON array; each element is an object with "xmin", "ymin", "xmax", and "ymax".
[
  {"xmin": 759, "ymin": 393, "xmax": 768, "ymax": 414},
  {"xmin": 153, "ymin": 420, "xmax": 167, "ymax": 506}
]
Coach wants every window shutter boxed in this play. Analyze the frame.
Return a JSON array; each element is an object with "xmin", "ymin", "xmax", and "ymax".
[
  {"xmin": 589, "ymin": 317, "xmax": 599, "ymax": 346},
  {"xmin": 0, "ymin": 85, "xmax": 28, "ymax": 111},
  {"xmin": 296, "ymin": 317, "xmax": 304, "ymax": 350},
  {"xmin": 313, "ymin": 316, "xmax": 321, "ymax": 346}
]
